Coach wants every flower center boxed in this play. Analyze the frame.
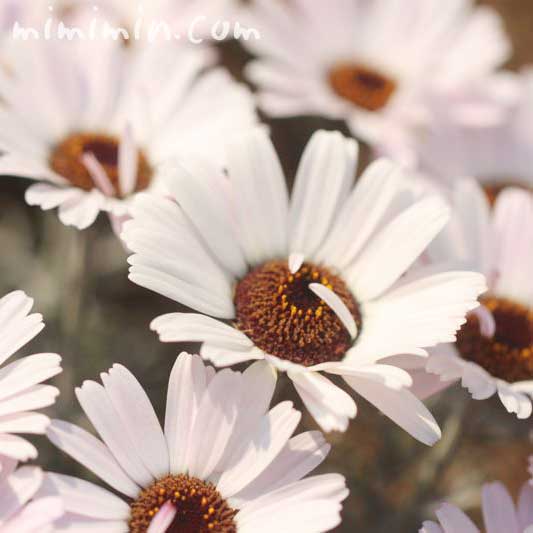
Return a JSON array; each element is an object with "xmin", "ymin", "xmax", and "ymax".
[
  {"xmin": 328, "ymin": 62, "xmax": 396, "ymax": 111},
  {"xmin": 49, "ymin": 132, "xmax": 152, "ymax": 197},
  {"xmin": 456, "ymin": 297, "xmax": 533, "ymax": 382},
  {"xmin": 234, "ymin": 260, "xmax": 362, "ymax": 366},
  {"xmin": 129, "ymin": 475, "xmax": 237, "ymax": 533}
]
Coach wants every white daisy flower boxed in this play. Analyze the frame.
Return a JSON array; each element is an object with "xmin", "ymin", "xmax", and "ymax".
[
  {"xmin": 45, "ymin": 352, "xmax": 347, "ymax": 532},
  {"xmin": 419, "ymin": 69, "xmax": 533, "ymax": 201},
  {"xmin": 0, "ymin": 291, "xmax": 62, "ymax": 462},
  {"xmin": 241, "ymin": 0, "xmax": 511, "ymax": 163},
  {"xmin": 122, "ymin": 129, "xmax": 486, "ymax": 445},
  {"xmin": 0, "ymin": 457, "xmax": 63, "ymax": 533},
  {"xmin": 423, "ymin": 180, "xmax": 533, "ymax": 418},
  {"xmin": 0, "ymin": 38, "xmax": 257, "ymax": 230},
  {"xmin": 421, "ymin": 471, "xmax": 533, "ymax": 533}
]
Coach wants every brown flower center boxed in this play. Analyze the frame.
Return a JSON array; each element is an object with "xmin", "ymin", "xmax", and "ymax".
[
  {"xmin": 49, "ymin": 132, "xmax": 152, "ymax": 197},
  {"xmin": 456, "ymin": 296, "xmax": 533, "ymax": 382},
  {"xmin": 129, "ymin": 475, "xmax": 237, "ymax": 533},
  {"xmin": 328, "ymin": 62, "xmax": 396, "ymax": 112},
  {"xmin": 234, "ymin": 260, "xmax": 362, "ymax": 366}
]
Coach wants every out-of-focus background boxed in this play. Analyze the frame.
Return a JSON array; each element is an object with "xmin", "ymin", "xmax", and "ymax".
[{"xmin": 0, "ymin": 1, "xmax": 531, "ymax": 531}]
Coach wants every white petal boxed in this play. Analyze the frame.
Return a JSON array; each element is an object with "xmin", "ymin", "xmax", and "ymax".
[
  {"xmin": 288, "ymin": 253, "xmax": 305, "ymax": 274},
  {"xmin": 0, "ymin": 291, "xmax": 44, "ymax": 366},
  {"xmin": 0, "ymin": 353, "xmax": 62, "ymax": 401},
  {"xmin": 118, "ymin": 123, "xmax": 138, "ymax": 197},
  {"xmin": 75, "ymin": 382, "xmax": 154, "ymax": 487},
  {"xmin": 517, "ymin": 482, "xmax": 533, "ymax": 530},
  {"xmin": 0, "ymin": 466, "xmax": 42, "ymax": 523},
  {"xmin": 165, "ymin": 353, "xmax": 208, "ymax": 474},
  {"xmin": 344, "ymin": 375, "xmax": 442, "ymax": 445},
  {"xmin": 0, "ymin": 385, "xmax": 59, "ymax": 418},
  {"xmin": 40, "ymin": 473, "xmax": 129, "ymax": 521},
  {"xmin": 47, "ymin": 420, "xmax": 140, "ymax": 498},
  {"xmin": 2, "ymin": 496, "xmax": 63, "ymax": 533},
  {"xmin": 231, "ymin": 431, "xmax": 330, "ymax": 505},
  {"xmin": 309, "ymin": 283, "xmax": 357, "ymax": 338},
  {"xmin": 81, "ymin": 153, "xmax": 115, "ymax": 197},
  {"xmin": 217, "ymin": 402, "xmax": 301, "ymax": 498},
  {"xmin": 187, "ymin": 369, "xmax": 242, "ymax": 480},
  {"xmin": 497, "ymin": 382, "xmax": 533, "ymax": 419},
  {"xmin": 0, "ymin": 412, "xmax": 49, "ymax": 434},
  {"xmin": 316, "ymin": 158, "xmax": 404, "ymax": 268},
  {"xmin": 218, "ymin": 361, "xmax": 277, "ymax": 472},
  {"xmin": 226, "ymin": 129, "xmax": 289, "ymax": 265},
  {"xmin": 0, "ymin": 435, "xmax": 37, "ymax": 462},
  {"xmin": 150, "ymin": 313, "xmax": 253, "ymax": 350},
  {"xmin": 147, "ymin": 501, "xmax": 176, "ymax": 533},
  {"xmin": 289, "ymin": 131, "xmax": 357, "ymax": 259},
  {"xmin": 161, "ymin": 157, "xmax": 248, "ymax": 278},
  {"xmin": 482, "ymin": 482, "xmax": 520, "ymax": 533},
  {"xmin": 58, "ymin": 190, "xmax": 103, "ymax": 230},
  {"xmin": 289, "ymin": 371, "xmax": 356, "ymax": 433},
  {"xmin": 101, "ymin": 365, "xmax": 169, "ymax": 479},
  {"xmin": 349, "ymin": 272, "xmax": 486, "ymax": 364},
  {"xmin": 235, "ymin": 474, "xmax": 347, "ymax": 533},
  {"xmin": 435, "ymin": 503, "xmax": 480, "ymax": 533},
  {"xmin": 347, "ymin": 197, "xmax": 450, "ymax": 301}
]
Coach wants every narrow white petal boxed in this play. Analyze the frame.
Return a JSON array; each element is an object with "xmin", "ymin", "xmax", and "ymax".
[
  {"xmin": 81, "ymin": 153, "xmax": 115, "ymax": 197},
  {"xmin": 41, "ymin": 473, "xmax": 130, "ymax": 521},
  {"xmin": 435, "ymin": 503, "xmax": 480, "ymax": 533},
  {"xmin": 118, "ymin": 123, "xmax": 138, "ymax": 197},
  {"xmin": 309, "ymin": 283, "xmax": 357, "ymax": 338},
  {"xmin": 231, "ymin": 431, "xmax": 330, "ymax": 505},
  {"xmin": 226, "ymin": 129, "xmax": 289, "ymax": 265},
  {"xmin": 347, "ymin": 197, "xmax": 450, "ymax": 301},
  {"xmin": 482, "ymin": 482, "xmax": 520, "ymax": 533},
  {"xmin": 0, "ymin": 466, "xmax": 42, "ymax": 523},
  {"xmin": 150, "ymin": 313, "xmax": 253, "ymax": 349},
  {"xmin": 344, "ymin": 375, "xmax": 442, "ymax": 446},
  {"xmin": 187, "ymin": 369, "xmax": 242, "ymax": 480},
  {"xmin": 147, "ymin": 501, "xmax": 177, "ymax": 533},
  {"xmin": 289, "ymin": 131, "xmax": 357, "ymax": 258},
  {"xmin": 75, "ymin": 381, "xmax": 154, "ymax": 487},
  {"xmin": 101, "ymin": 365, "xmax": 169, "ymax": 479},
  {"xmin": 217, "ymin": 402, "xmax": 301, "ymax": 498},
  {"xmin": 289, "ymin": 371, "xmax": 356, "ymax": 433},
  {"xmin": 288, "ymin": 253, "xmax": 305, "ymax": 274},
  {"xmin": 165, "ymin": 353, "xmax": 207, "ymax": 474},
  {"xmin": 47, "ymin": 420, "xmax": 140, "ymax": 498}
]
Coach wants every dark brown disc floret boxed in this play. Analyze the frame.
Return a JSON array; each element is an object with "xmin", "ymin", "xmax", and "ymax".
[{"xmin": 234, "ymin": 260, "xmax": 362, "ymax": 367}]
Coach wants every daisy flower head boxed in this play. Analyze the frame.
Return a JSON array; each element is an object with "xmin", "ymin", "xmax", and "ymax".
[
  {"xmin": 0, "ymin": 37, "xmax": 257, "ymax": 230},
  {"xmin": 241, "ymin": 0, "xmax": 511, "ymax": 164},
  {"xmin": 0, "ymin": 458, "xmax": 63, "ymax": 533},
  {"xmin": 424, "ymin": 180, "xmax": 533, "ymax": 418},
  {"xmin": 122, "ymin": 129, "xmax": 486, "ymax": 444},
  {"xmin": 45, "ymin": 352, "xmax": 347, "ymax": 532},
  {"xmin": 0, "ymin": 290, "xmax": 62, "ymax": 462},
  {"xmin": 418, "ymin": 69, "xmax": 533, "ymax": 203},
  {"xmin": 421, "ymin": 462, "xmax": 533, "ymax": 533}
]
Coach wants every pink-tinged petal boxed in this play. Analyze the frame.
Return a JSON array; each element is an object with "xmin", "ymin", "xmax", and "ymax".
[
  {"xmin": 147, "ymin": 501, "xmax": 177, "ymax": 533},
  {"xmin": 435, "ymin": 503, "xmax": 480, "ymax": 533},
  {"xmin": 471, "ymin": 305, "xmax": 495, "ymax": 338},
  {"xmin": 482, "ymin": 482, "xmax": 520, "ymax": 533},
  {"xmin": 118, "ymin": 123, "xmax": 138, "ymax": 197},
  {"xmin": 81, "ymin": 153, "xmax": 115, "ymax": 197}
]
